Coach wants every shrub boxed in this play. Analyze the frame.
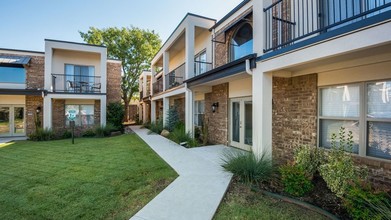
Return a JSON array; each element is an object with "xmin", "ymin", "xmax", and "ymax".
[
  {"xmin": 319, "ymin": 127, "xmax": 359, "ymax": 198},
  {"xmin": 61, "ymin": 130, "xmax": 72, "ymax": 139},
  {"xmin": 107, "ymin": 102, "xmax": 124, "ymax": 131},
  {"xmin": 29, "ymin": 128, "xmax": 55, "ymax": 141},
  {"xmin": 148, "ymin": 119, "xmax": 164, "ymax": 134},
  {"xmin": 222, "ymin": 151, "xmax": 274, "ymax": 184},
  {"xmin": 294, "ymin": 145, "xmax": 325, "ymax": 178},
  {"xmin": 82, "ymin": 128, "xmax": 96, "ymax": 137},
  {"xmin": 165, "ymin": 105, "xmax": 180, "ymax": 132},
  {"xmin": 168, "ymin": 122, "xmax": 199, "ymax": 148},
  {"xmin": 343, "ymin": 183, "xmax": 390, "ymax": 220},
  {"xmin": 95, "ymin": 123, "xmax": 115, "ymax": 137},
  {"xmin": 280, "ymin": 165, "xmax": 314, "ymax": 197}
]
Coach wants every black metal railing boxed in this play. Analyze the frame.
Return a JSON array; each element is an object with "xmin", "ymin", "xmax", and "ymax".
[
  {"xmin": 52, "ymin": 74, "xmax": 101, "ymax": 93},
  {"xmin": 194, "ymin": 61, "xmax": 212, "ymax": 77},
  {"xmin": 165, "ymin": 63, "xmax": 185, "ymax": 90},
  {"xmin": 140, "ymin": 91, "xmax": 143, "ymax": 99},
  {"xmin": 153, "ymin": 77, "xmax": 163, "ymax": 94},
  {"xmin": 145, "ymin": 81, "xmax": 151, "ymax": 97},
  {"xmin": 264, "ymin": 0, "xmax": 391, "ymax": 53}
]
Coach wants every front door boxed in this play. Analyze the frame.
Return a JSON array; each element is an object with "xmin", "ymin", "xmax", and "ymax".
[
  {"xmin": 0, "ymin": 105, "xmax": 25, "ymax": 137},
  {"xmin": 229, "ymin": 97, "xmax": 252, "ymax": 151}
]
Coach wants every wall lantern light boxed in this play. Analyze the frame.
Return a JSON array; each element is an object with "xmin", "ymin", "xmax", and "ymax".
[
  {"xmin": 36, "ymin": 106, "xmax": 41, "ymax": 114},
  {"xmin": 212, "ymin": 102, "xmax": 219, "ymax": 113}
]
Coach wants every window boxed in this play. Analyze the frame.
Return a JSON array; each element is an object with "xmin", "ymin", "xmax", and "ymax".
[
  {"xmin": 319, "ymin": 81, "xmax": 391, "ymax": 160},
  {"xmin": 194, "ymin": 100, "xmax": 205, "ymax": 127},
  {"xmin": 0, "ymin": 66, "xmax": 25, "ymax": 84},
  {"xmin": 194, "ymin": 50, "xmax": 208, "ymax": 76},
  {"xmin": 65, "ymin": 104, "xmax": 94, "ymax": 126},
  {"xmin": 230, "ymin": 23, "xmax": 253, "ymax": 61},
  {"xmin": 65, "ymin": 64, "xmax": 95, "ymax": 91}
]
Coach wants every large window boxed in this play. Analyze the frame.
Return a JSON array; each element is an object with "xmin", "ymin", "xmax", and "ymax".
[
  {"xmin": 230, "ymin": 23, "xmax": 253, "ymax": 61},
  {"xmin": 194, "ymin": 100, "xmax": 205, "ymax": 127},
  {"xmin": 65, "ymin": 104, "xmax": 94, "ymax": 127},
  {"xmin": 319, "ymin": 81, "xmax": 391, "ymax": 160},
  {"xmin": 0, "ymin": 66, "xmax": 25, "ymax": 84},
  {"xmin": 194, "ymin": 50, "xmax": 208, "ymax": 76}
]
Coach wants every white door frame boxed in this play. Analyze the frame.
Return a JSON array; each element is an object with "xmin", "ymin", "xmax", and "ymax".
[
  {"xmin": 0, "ymin": 105, "xmax": 26, "ymax": 137},
  {"xmin": 229, "ymin": 97, "xmax": 252, "ymax": 151}
]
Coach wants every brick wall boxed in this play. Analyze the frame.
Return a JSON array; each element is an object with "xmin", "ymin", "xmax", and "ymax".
[
  {"xmin": 106, "ymin": 61, "xmax": 122, "ymax": 104},
  {"xmin": 173, "ymin": 98, "xmax": 185, "ymax": 123},
  {"xmin": 205, "ymin": 83, "xmax": 229, "ymax": 145},
  {"xmin": 214, "ymin": 9, "xmax": 253, "ymax": 68},
  {"xmin": 128, "ymin": 105, "xmax": 138, "ymax": 122},
  {"xmin": 272, "ymin": 74, "xmax": 318, "ymax": 162},
  {"xmin": 52, "ymin": 99, "xmax": 66, "ymax": 134},
  {"xmin": 94, "ymin": 100, "xmax": 101, "ymax": 125},
  {"xmin": 26, "ymin": 56, "xmax": 45, "ymax": 89},
  {"xmin": 25, "ymin": 96, "xmax": 43, "ymax": 135}
]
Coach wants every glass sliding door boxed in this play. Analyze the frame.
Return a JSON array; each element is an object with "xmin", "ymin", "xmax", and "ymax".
[
  {"xmin": 230, "ymin": 97, "xmax": 252, "ymax": 151},
  {"xmin": 0, "ymin": 105, "xmax": 25, "ymax": 137},
  {"xmin": 0, "ymin": 107, "xmax": 10, "ymax": 136},
  {"xmin": 14, "ymin": 107, "xmax": 25, "ymax": 135}
]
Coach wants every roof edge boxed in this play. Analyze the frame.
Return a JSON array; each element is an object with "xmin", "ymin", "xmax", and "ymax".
[
  {"xmin": 0, "ymin": 48, "xmax": 44, "ymax": 55},
  {"xmin": 209, "ymin": 0, "xmax": 251, "ymax": 31},
  {"xmin": 45, "ymin": 39, "xmax": 107, "ymax": 48}
]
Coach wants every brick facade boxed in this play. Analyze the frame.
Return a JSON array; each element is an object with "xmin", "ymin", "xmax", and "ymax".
[
  {"xmin": 94, "ymin": 100, "xmax": 101, "ymax": 125},
  {"xmin": 214, "ymin": 9, "xmax": 253, "ymax": 68},
  {"xmin": 52, "ymin": 99, "xmax": 66, "ymax": 134},
  {"xmin": 173, "ymin": 98, "xmax": 185, "ymax": 123},
  {"xmin": 272, "ymin": 74, "xmax": 318, "ymax": 163},
  {"xmin": 25, "ymin": 96, "xmax": 43, "ymax": 135},
  {"xmin": 106, "ymin": 61, "xmax": 122, "ymax": 104},
  {"xmin": 205, "ymin": 83, "xmax": 229, "ymax": 145},
  {"xmin": 272, "ymin": 74, "xmax": 391, "ymax": 186},
  {"xmin": 25, "ymin": 56, "xmax": 45, "ymax": 89}
]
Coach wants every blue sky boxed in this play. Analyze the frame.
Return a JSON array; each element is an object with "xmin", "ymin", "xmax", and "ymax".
[{"xmin": 0, "ymin": 0, "xmax": 243, "ymax": 52}]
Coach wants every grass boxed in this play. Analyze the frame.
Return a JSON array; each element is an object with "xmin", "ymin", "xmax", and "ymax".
[
  {"xmin": 0, "ymin": 134, "xmax": 177, "ymax": 219},
  {"xmin": 214, "ymin": 181, "xmax": 329, "ymax": 220}
]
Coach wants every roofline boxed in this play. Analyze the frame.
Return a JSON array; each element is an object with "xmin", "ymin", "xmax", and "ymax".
[
  {"xmin": 152, "ymin": 13, "xmax": 216, "ymax": 61},
  {"xmin": 45, "ymin": 39, "xmax": 107, "ymax": 48},
  {"xmin": 0, "ymin": 48, "xmax": 44, "ymax": 55},
  {"xmin": 209, "ymin": 0, "xmax": 251, "ymax": 31}
]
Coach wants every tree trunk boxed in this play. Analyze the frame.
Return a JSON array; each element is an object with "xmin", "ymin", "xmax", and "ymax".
[{"xmin": 124, "ymin": 99, "xmax": 130, "ymax": 122}]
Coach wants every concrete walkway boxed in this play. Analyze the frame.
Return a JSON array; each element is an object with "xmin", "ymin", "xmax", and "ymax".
[{"xmin": 130, "ymin": 126, "xmax": 234, "ymax": 220}]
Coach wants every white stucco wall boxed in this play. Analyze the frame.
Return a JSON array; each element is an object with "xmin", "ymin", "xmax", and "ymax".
[{"xmin": 52, "ymin": 49, "xmax": 101, "ymax": 76}]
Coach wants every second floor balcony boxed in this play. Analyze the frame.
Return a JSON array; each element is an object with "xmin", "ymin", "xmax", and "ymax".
[
  {"xmin": 52, "ymin": 74, "xmax": 101, "ymax": 94},
  {"xmin": 194, "ymin": 61, "xmax": 212, "ymax": 77},
  {"xmin": 153, "ymin": 77, "xmax": 163, "ymax": 94},
  {"xmin": 166, "ymin": 63, "xmax": 185, "ymax": 90},
  {"xmin": 264, "ymin": 0, "xmax": 391, "ymax": 54}
]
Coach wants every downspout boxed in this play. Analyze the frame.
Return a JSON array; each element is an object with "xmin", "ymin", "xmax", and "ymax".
[{"xmin": 245, "ymin": 59, "xmax": 253, "ymax": 75}]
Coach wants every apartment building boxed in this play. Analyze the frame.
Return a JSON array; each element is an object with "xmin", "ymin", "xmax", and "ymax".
[
  {"xmin": 0, "ymin": 39, "xmax": 122, "ymax": 137},
  {"xmin": 140, "ymin": 0, "xmax": 391, "ymax": 185}
]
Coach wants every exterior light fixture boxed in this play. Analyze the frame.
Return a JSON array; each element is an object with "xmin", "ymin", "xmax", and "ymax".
[
  {"xmin": 212, "ymin": 102, "xmax": 219, "ymax": 113},
  {"xmin": 36, "ymin": 106, "xmax": 41, "ymax": 113}
]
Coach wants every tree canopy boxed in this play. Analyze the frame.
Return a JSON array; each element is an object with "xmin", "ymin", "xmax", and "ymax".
[{"xmin": 79, "ymin": 26, "xmax": 161, "ymax": 120}]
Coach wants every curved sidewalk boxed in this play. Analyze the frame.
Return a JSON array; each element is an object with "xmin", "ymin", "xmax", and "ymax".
[{"xmin": 130, "ymin": 126, "xmax": 233, "ymax": 220}]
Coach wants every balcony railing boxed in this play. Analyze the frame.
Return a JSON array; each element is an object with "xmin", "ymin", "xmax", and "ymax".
[
  {"xmin": 264, "ymin": 0, "xmax": 391, "ymax": 53},
  {"xmin": 153, "ymin": 77, "xmax": 163, "ymax": 94},
  {"xmin": 146, "ymin": 81, "xmax": 151, "ymax": 97},
  {"xmin": 140, "ymin": 91, "xmax": 143, "ymax": 99},
  {"xmin": 165, "ymin": 63, "xmax": 185, "ymax": 90},
  {"xmin": 194, "ymin": 61, "xmax": 212, "ymax": 77},
  {"xmin": 52, "ymin": 74, "xmax": 101, "ymax": 93}
]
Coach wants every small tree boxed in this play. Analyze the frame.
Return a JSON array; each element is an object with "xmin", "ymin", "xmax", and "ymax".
[
  {"xmin": 107, "ymin": 102, "xmax": 124, "ymax": 131},
  {"xmin": 165, "ymin": 105, "xmax": 179, "ymax": 132}
]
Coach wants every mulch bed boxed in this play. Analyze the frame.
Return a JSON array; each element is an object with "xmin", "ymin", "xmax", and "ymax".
[{"xmin": 257, "ymin": 173, "xmax": 351, "ymax": 219}]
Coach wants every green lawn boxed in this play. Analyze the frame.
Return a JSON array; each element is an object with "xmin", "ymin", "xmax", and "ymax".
[
  {"xmin": 214, "ymin": 182, "xmax": 329, "ymax": 220},
  {"xmin": 0, "ymin": 134, "xmax": 177, "ymax": 219}
]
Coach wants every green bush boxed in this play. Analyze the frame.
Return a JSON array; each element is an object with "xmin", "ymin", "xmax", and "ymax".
[
  {"xmin": 107, "ymin": 102, "xmax": 124, "ymax": 131},
  {"xmin": 148, "ymin": 119, "xmax": 164, "ymax": 134},
  {"xmin": 343, "ymin": 183, "xmax": 390, "ymax": 220},
  {"xmin": 165, "ymin": 105, "xmax": 180, "ymax": 132},
  {"xmin": 280, "ymin": 165, "xmax": 314, "ymax": 197},
  {"xmin": 61, "ymin": 130, "xmax": 72, "ymax": 139},
  {"xmin": 319, "ymin": 127, "xmax": 359, "ymax": 198},
  {"xmin": 168, "ymin": 122, "xmax": 199, "ymax": 148},
  {"xmin": 95, "ymin": 123, "xmax": 115, "ymax": 137},
  {"xmin": 29, "ymin": 128, "xmax": 55, "ymax": 141},
  {"xmin": 222, "ymin": 151, "xmax": 274, "ymax": 184},
  {"xmin": 294, "ymin": 145, "xmax": 325, "ymax": 178},
  {"xmin": 82, "ymin": 129, "xmax": 96, "ymax": 137}
]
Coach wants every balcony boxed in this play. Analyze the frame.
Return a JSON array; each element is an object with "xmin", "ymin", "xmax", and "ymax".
[
  {"xmin": 165, "ymin": 63, "xmax": 185, "ymax": 90},
  {"xmin": 52, "ymin": 74, "xmax": 101, "ymax": 93},
  {"xmin": 194, "ymin": 61, "xmax": 212, "ymax": 77},
  {"xmin": 153, "ymin": 77, "xmax": 163, "ymax": 94},
  {"xmin": 264, "ymin": 0, "xmax": 391, "ymax": 53}
]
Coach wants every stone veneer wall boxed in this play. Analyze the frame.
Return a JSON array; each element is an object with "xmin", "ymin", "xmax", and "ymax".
[
  {"xmin": 173, "ymin": 98, "xmax": 185, "ymax": 123},
  {"xmin": 272, "ymin": 74, "xmax": 318, "ymax": 163},
  {"xmin": 106, "ymin": 61, "xmax": 122, "ymax": 104},
  {"xmin": 25, "ymin": 56, "xmax": 45, "ymax": 89},
  {"xmin": 214, "ymin": 8, "xmax": 253, "ymax": 68},
  {"xmin": 272, "ymin": 73, "xmax": 391, "ymax": 186},
  {"xmin": 205, "ymin": 83, "xmax": 229, "ymax": 145},
  {"xmin": 52, "ymin": 99, "xmax": 66, "ymax": 134},
  {"xmin": 94, "ymin": 100, "xmax": 101, "ymax": 125},
  {"xmin": 25, "ymin": 96, "xmax": 43, "ymax": 135}
]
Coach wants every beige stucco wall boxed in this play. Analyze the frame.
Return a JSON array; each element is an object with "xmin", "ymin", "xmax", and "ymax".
[
  {"xmin": 195, "ymin": 93, "xmax": 205, "ymax": 101},
  {"xmin": 318, "ymin": 61, "xmax": 391, "ymax": 86},
  {"xmin": 64, "ymin": 99, "xmax": 95, "ymax": 105},
  {"xmin": 0, "ymin": 95, "xmax": 25, "ymax": 105},
  {"xmin": 194, "ymin": 30, "xmax": 210, "ymax": 56},
  {"xmin": 169, "ymin": 48, "xmax": 186, "ymax": 72},
  {"xmin": 229, "ymin": 77, "xmax": 253, "ymax": 98},
  {"xmin": 52, "ymin": 49, "xmax": 101, "ymax": 76}
]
